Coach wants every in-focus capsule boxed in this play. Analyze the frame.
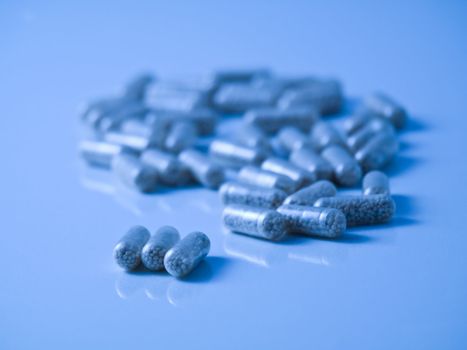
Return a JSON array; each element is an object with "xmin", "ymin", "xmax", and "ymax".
[
  {"xmin": 310, "ymin": 121, "xmax": 346, "ymax": 151},
  {"xmin": 277, "ymin": 126, "xmax": 313, "ymax": 153},
  {"xmin": 79, "ymin": 140, "xmax": 133, "ymax": 169},
  {"xmin": 164, "ymin": 231, "xmax": 211, "ymax": 278},
  {"xmin": 238, "ymin": 166, "xmax": 296, "ymax": 194},
  {"xmin": 261, "ymin": 157, "xmax": 316, "ymax": 189},
  {"xmin": 289, "ymin": 147, "xmax": 334, "ymax": 180},
  {"xmin": 321, "ymin": 145, "xmax": 362, "ymax": 187},
  {"xmin": 222, "ymin": 205, "xmax": 287, "ymax": 241},
  {"xmin": 362, "ymin": 171, "xmax": 390, "ymax": 195},
  {"xmin": 164, "ymin": 121, "xmax": 198, "ymax": 153},
  {"xmin": 220, "ymin": 182, "xmax": 287, "ymax": 209},
  {"xmin": 277, "ymin": 204, "xmax": 346, "ymax": 238},
  {"xmin": 141, "ymin": 226, "xmax": 181, "ymax": 271},
  {"xmin": 140, "ymin": 149, "xmax": 192, "ymax": 186},
  {"xmin": 209, "ymin": 139, "xmax": 267, "ymax": 169},
  {"xmin": 178, "ymin": 149, "xmax": 225, "ymax": 189},
  {"xmin": 283, "ymin": 180, "xmax": 337, "ymax": 206},
  {"xmin": 314, "ymin": 194, "xmax": 396, "ymax": 226},
  {"xmin": 112, "ymin": 153, "xmax": 158, "ymax": 192},
  {"xmin": 354, "ymin": 132, "xmax": 399, "ymax": 172},
  {"xmin": 114, "ymin": 225, "xmax": 151, "ymax": 270}
]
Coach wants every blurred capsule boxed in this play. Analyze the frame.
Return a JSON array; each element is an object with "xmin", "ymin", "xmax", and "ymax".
[
  {"xmin": 179, "ymin": 149, "xmax": 225, "ymax": 189},
  {"xmin": 79, "ymin": 140, "xmax": 133, "ymax": 169},
  {"xmin": 164, "ymin": 121, "xmax": 198, "ymax": 153},
  {"xmin": 238, "ymin": 166, "xmax": 296, "ymax": 194},
  {"xmin": 346, "ymin": 117, "xmax": 395, "ymax": 152},
  {"xmin": 232, "ymin": 125, "xmax": 271, "ymax": 151},
  {"xmin": 124, "ymin": 72, "xmax": 155, "ymax": 101},
  {"xmin": 277, "ymin": 126, "xmax": 313, "ymax": 153},
  {"xmin": 289, "ymin": 147, "xmax": 334, "ymax": 180},
  {"xmin": 261, "ymin": 157, "xmax": 316, "ymax": 189},
  {"xmin": 104, "ymin": 131, "xmax": 156, "ymax": 152},
  {"xmin": 321, "ymin": 145, "xmax": 362, "ymax": 187},
  {"xmin": 213, "ymin": 68, "xmax": 272, "ymax": 84},
  {"xmin": 355, "ymin": 132, "xmax": 399, "ymax": 172},
  {"xmin": 209, "ymin": 140, "xmax": 267, "ymax": 169},
  {"xmin": 112, "ymin": 153, "xmax": 158, "ymax": 192},
  {"xmin": 362, "ymin": 170, "xmax": 390, "ymax": 195},
  {"xmin": 311, "ymin": 121, "xmax": 346, "ymax": 151},
  {"xmin": 213, "ymin": 83, "xmax": 279, "ymax": 113},
  {"xmin": 140, "ymin": 149, "xmax": 192, "ymax": 186},
  {"xmin": 361, "ymin": 93, "xmax": 408, "ymax": 129}
]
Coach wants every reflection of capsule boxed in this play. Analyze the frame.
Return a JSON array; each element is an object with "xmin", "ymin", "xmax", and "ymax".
[
  {"xmin": 288, "ymin": 241, "xmax": 349, "ymax": 266},
  {"xmin": 115, "ymin": 274, "xmax": 145, "ymax": 299},
  {"xmin": 144, "ymin": 276, "xmax": 171, "ymax": 302},
  {"xmin": 166, "ymin": 280, "xmax": 201, "ymax": 307},
  {"xmin": 223, "ymin": 233, "xmax": 277, "ymax": 268}
]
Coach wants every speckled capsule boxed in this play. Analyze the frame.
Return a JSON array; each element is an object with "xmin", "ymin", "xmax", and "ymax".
[
  {"xmin": 178, "ymin": 149, "xmax": 225, "ymax": 189},
  {"xmin": 277, "ymin": 204, "xmax": 346, "ymax": 238},
  {"xmin": 209, "ymin": 140, "xmax": 267, "ymax": 169},
  {"xmin": 310, "ymin": 121, "xmax": 346, "ymax": 151},
  {"xmin": 277, "ymin": 126, "xmax": 313, "ymax": 153},
  {"xmin": 114, "ymin": 225, "xmax": 151, "ymax": 270},
  {"xmin": 362, "ymin": 93, "xmax": 407, "ymax": 129},
  {"xmin": 261, "ymin": 157, "xmax": 316, "ymax": 189},
  {"xmin": 79, "ymin": 140, "xmax": 133, "ymax": 169},
  {"xmin": 289, "ymin": 147, "xmax": 334, "ymax": 180},
  {"xmin": 140, "ymin": 149, "xmax": 192, "ymax": 186},
  {"xmin": 362, "ymin": 171, "xmax": 390, "ymax": 195},
  {"xmin": 283, "ymin": 180, "xmax": 337, "ymax": 206},
  {"xmin": 141, "ymin": 226, "xmax": 180, "ymax": 271},
  {"xmin": 164, "ymin": 121, "xmax": 198, "ymax": 153},
  {"xmin": 220, "ymin": 182, "xmax": 287, "ymax": 209},
  {"xmin": 164, "ymin": 231, "xmax": 211, "ymax": 278},
  {"xmin": 213, "ymin": 83, "xmax": 278, "ymax": 113},
  {"xmin": 232, "ymin": 125, "xmax": 271, "ymax": 151},
  {"xmin": 321, "ymin": 145, "xmax": 362, "ymax": 187},
  {"xmin": 222, "ymin": 205, "xmax": 287, "ymax": 241},
  {"xmin": 354, "ymin": 132, "xmax": 399, "ymax": 171},
  {"xmin": 314, "ymin": 195, "xmax": 396, "ymax": 226},
  {"xmin": 244, "ymin": 106, "xmax": 319, "ymax": 134},
  {"xmin": 238, "ymin": 166, "xmax": 297, "ymax": 194},
  {"xmin": 346, "ymin": 117, "xmax": 395, "ymax": 152},
  {"xmin": 112, "ymin": 153, "xmax": 158, "ymax": 192}
]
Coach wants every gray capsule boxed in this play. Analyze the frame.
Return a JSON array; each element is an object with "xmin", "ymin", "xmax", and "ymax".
[
  {"xmin": 277, "ymin": 126, "xmax": 313, "ymax": 153},
  {"xmin": 220, "ymin": 182, "xmax": 287, "ymax": 209},
  {"xmin": 321, "ymin": 145, "xmax": 362, "ymax": 187},
  {"xmin": 341, "ymin": 113, "xmax": 372, "ymax": 135},
  {"xmin": 310, "ymin": 121, "xmax": 346, "ymax": 151},
  {"xmin": 96, "ymin": 102, "xmax": 150, "ymax": 133},
  {"xmin": 222, "ymin": 205, "xmax": 287, "ymax": 241},
  {"xmin": 232, "ymin": 125, "xmax": 271, "ymax": 151},
  {"xmin": 363, "ymin": 171, "xmax": 390, "ymax": 195},
  {"xmin": 164, "ymin": 231, "xmax": 211, "ymax": 278},
  {"xmin": 114, "ymin": 225, "xmax": 151, "ymax": 270},
  {"xmin": 178, "ymin": 149, "xmax": 225, "ymax": 189},
  {"xmin": 355, "ymin": 132, "xmax": 399, "ymax": 172},
  {"xmin": 124, "ymin": 73, "xmax": 155, "ymax": 101},
  {"xmin": 81, "ymin": 97, "xmax": 144, "ymax": 128},
  {"xmin": 289, "ymin": 147, "xmax": 334, "ymax": 180},
  {"xmin": 120, "ymin": 117, "xmax": 169, "ymax": 149},
  {"xmin": 149, "ymin": 109, "xmax": 217, "ymax": 136},
  {"xmin": 79, "ymin": 140, "xmax": 133, "ymax": 169},
  {"xmin": 141, "ymin": 226, "xmax": 180, "ymax": 271},
  {"xmin": 362, "ymin": 93, "xmax": 408, "ymax": 129},
  {"xmin": 140, "ymin": 149, "xmax": 192, "ymax": 186},
  {"xmin": 209, "ymin": 140, "xmax": 267, "ymax": 169},
  {"xmin": 112, "ymin": 153, "xmax": 158, "ymax": 192},
  {"xmin": 146, "ymin": 85, "xmax": 208, "ymax": 112},
  {"xmin": 238, "ymin": 166, "xmax": 297, "ymax": 194},
  {"xmin": 104, "ymin": 131, "xmax": 155, "ymax": 152},
  {"xmin": 277, "ymin": 204, "xmax": 346, "ymax": 238},
  {"xmin": 261, "ymin": 157, "xmax": 316, "ymax": 189},
  {"xmin": 314, "ymin": 195, "xmax": 396, "ymax": 226},
  {"xmin": 213, "ymin": 69, "xmax": 272, "ymax": 84},
  {"xmin": 164, "ymin": 121, "xmax": 198, "ymax": 153},
  {"xmin": 346, "ymin": 117, "xmax": 395, "ymax": 152},
  {"xmin": 283, "ymin": 180, "xmax": 337, "ymax": 206},
  {"xmin": 244, "ymin": 106, "xmax": 319, "ymax": 134}
]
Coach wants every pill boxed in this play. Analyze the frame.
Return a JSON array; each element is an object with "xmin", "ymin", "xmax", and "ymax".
[
  {"xmin": 222, "ymin": 205, "xmax": 287, "ymax": 241},
  {"xmin": 289, "ymin": 147, "xmax": 334, "ymax": 180},
  {"xmin": 213, "ymin": 68, "xmax": 272, "ymax": 84},
  {"xmin": 209, "ymin": 139, "xmax": 267, "ymax": 169},
  {"xmin": 232, "ymin": 125, "xmax": 271, "ymax": 151},
  {"xmin": 140, "ymin": 149, "xmax": 193, "ymax": 186},
  {"xmin": 178, "ymin": 149, "xmax": 225, "ymax": 189},
  {"xmin": 164, "ymin": 121, "xmax": 198, "ymax": 153},
  {"xmin": 346, "ymin": 117, "xmax": 395, "ymax": 152},
  {"xmin": 321, "ymin": 145, "xmax": 362, "ymax": 187},
  {"xmin": 277, "ymin": 205, "xmax": 346, "ymax": 238},
  {"xmin": 220, "ymin": 182, "xmax": 287, "ymax": 209},
  {"xmin": 354, "ymin": 132, "xmax": 399, "ymax": 172},
  {"xmin": 166, "ymin": 109, "xmax": 218, "ymax": 136},
  {"xmin": 112, "ymin": 153, "xmax": 158, "ymax": 192},
  {"xmin": 314, "ymin": 195, "xmax": 396, "ymax": 226},
  {"xmin": 340, "ymin": 113, "xmax": 372, "ymax": 135},
  {"xmin": 147, "ymin": 88, "xmax": 208, "ymax": 112},
  {"xmin": 362, "ymin": 171, "xmax": 390, "ymax": 195},
  {"xmin": 124, "ymin": 73, "xmax": 155, "ymax": 101},
  {"xmin": 141, "ymin": 226, "xmax": 181, "ymax": 271},
  {"xmin": 94, "ymin": 102, "xmax": 149, "ymax": 133},
  {"xmin": 104, "ymin": 131, "xmax": 156, "ymax": 152},
  {"xmin": 277, "ymin": 126, "xmax": 313, "ymax": 153},
  {"xmin": 310, "ymin": 121, "xmax": 347, "ymax": 151},
  {"xmin": 261, "ymin": 157, "xmax": 316, "ymax": 189},
  {"xmin": 114, "ymin": 225, "xmax": 151, "ymax": 270},
  {"xmin": 213, "ymin": 83, "xmax": 279, "ymax": 113},
  {"xmin": 120, "ymin": 118, "xmax": 169, "ymax": 149},
  {"xmin": 164, "ymin": 231, "xmax": 211, "ymax": 278},
  {"xmin": 238, "ymin": 166, "xmax": 297, "ymax": 194},
  {"xmin": 81, "ymin": 97, "xmax": 134, "ymax": 125},
  {"xmin": 362, "ymin": 93, "xmax": 408, "ymax": 129},
  {"xmin": 79, "ymin": 140, "xmax": 133, "ymax": 169},
  {"xmin": 283, "ymin": 180, "xmax": 337, "ymax": 206}
]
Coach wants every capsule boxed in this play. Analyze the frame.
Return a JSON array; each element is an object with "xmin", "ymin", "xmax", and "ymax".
[
  {"xmin": 362, "ymin": 171, "xmax": 390, "ymax": 195},
  {"xmin": 119, "ymin": 118, "xmax": 169, "ymax": 149},
  {"xmin": 362, "ymin": 93, "xmax": 407, "ymax": 129},
  {"xmin": 124, "ymin": 73, "xmax": 155, "ymax": 101},
  {"xmin": 149, "ymin": 109, "xmax": 217, "ymax": 136},
  {"xmin": 79, "ymin": 140, "xmax": 133, "ymax": 169},
  {"xmin": 341, "ymin": 113, "xmax": 372, "ymax": 135},
  {"xmin": 141, "ymin": 226, "xmax": 180, "ymax": 271},
  {"xmin": 222, "ymin": 205, "xmax": 287, "ymax": 241},
  {"xmin": 238, "ymin": 166, "xmax": 296, "ymax": 194},
  {"xmin": 147, "ymin": 88, "xmax": 207, "ymax": 112},
  {"xmin": 346, "ymin": 117, "xmax": 395, "ymax": 152},
  {"xmin": 354, "ymin": 132, "xmax": 399, "ymax": 172},
  {"xmin": 310, "ymin": 121, "xmax": 346, "ymax": 151},
  {"xmin": 209, "ymin": 139, "xmax": 267, "ymax": 169},
  {"xmin": 213, "ymin": 68, "xmax": 272, "ymax": 84},
  {"xmin": 140, "ymin": 149, "xmax": 192, "ymax": 186},
  {"xmin": 114, "ymin": 225, "xmax": 151, "ymax": 270},
  {"xmin": 164, "ymin": 231, "xmax": 211, "ymax": 278},
  {"xmin": 277, "ymin": 205, "xmax": 346, "ymax": 238},
  {"xmin": 232, "ymin": 125, "xmax": 271, "ymax": 150},
  {"xmin": 220, "ymin": 182, "xmax": 287, "ymax": 209},
  {"xmin": 314, "ymin": 195, "xmax": 396, "ymax": 226},
  {"xmin": 164, "ymin": 121, "xmax": 198, "ymax": 153},
  {"xmin": 244, "ymin": 106, "xmax": 319, "ymax": 134},
  {"xmin": 104, "ymin": 131, "xmax": 156, "ymax": 152},
  {"xmin": 213, "ymin": 83, "xmax": 278, "ymax": 113},
  {"xmin": 112, "ymin": 153, "xmax": 158, "ymax": 192},
  {"xmin": 277, "ymin": 126, "xmax": 313, "ymax": 153},
  {"xmin": 283, "ymin": 180, "xmax": 337, "ymax": 206},
  {"xmin": 289, "ymin": 147, "xmax": 334, "ymax": 180},
  {"xmin": 178, "ymin": 149, "xmax": 225, "ymax": 189},
  {"xmin": 261, "ymin": 157, "xmax": 316, "ymax": 189},
  {"xmin": 321, "ymin": 145, "xmax": 362, "ymax": 187}
]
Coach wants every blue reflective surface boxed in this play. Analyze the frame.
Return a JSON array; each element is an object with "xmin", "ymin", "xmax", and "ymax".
[{"xmin": 1, "ymin": 1, "xmax": 467, "ymax": 349}]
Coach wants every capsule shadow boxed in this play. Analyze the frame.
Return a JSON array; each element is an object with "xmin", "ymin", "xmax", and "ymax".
[
  {"xmin": 400, "ymin": 116, "xmax": 431, "ymax": 133},
  {"xmin": 181, "ymin": 256, "xmax": 232, "ymax": 284},
  {"xmin": 385, "ymin": 154, "xmax": 422, "ymax": 177},
  {"xmin": 393, "ymin": 194, "xmax": 417, "ymax": 217}
]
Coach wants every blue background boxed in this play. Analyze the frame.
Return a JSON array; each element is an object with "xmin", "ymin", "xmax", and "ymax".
[{"xmin": 1, "ymin": 1, "xmax": 467, "ymax": 349}]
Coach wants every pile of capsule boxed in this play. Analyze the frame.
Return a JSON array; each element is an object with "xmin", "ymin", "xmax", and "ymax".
[{"xmin": 79, "ymin": 68, "xmax": 407, "ymax": 250}]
